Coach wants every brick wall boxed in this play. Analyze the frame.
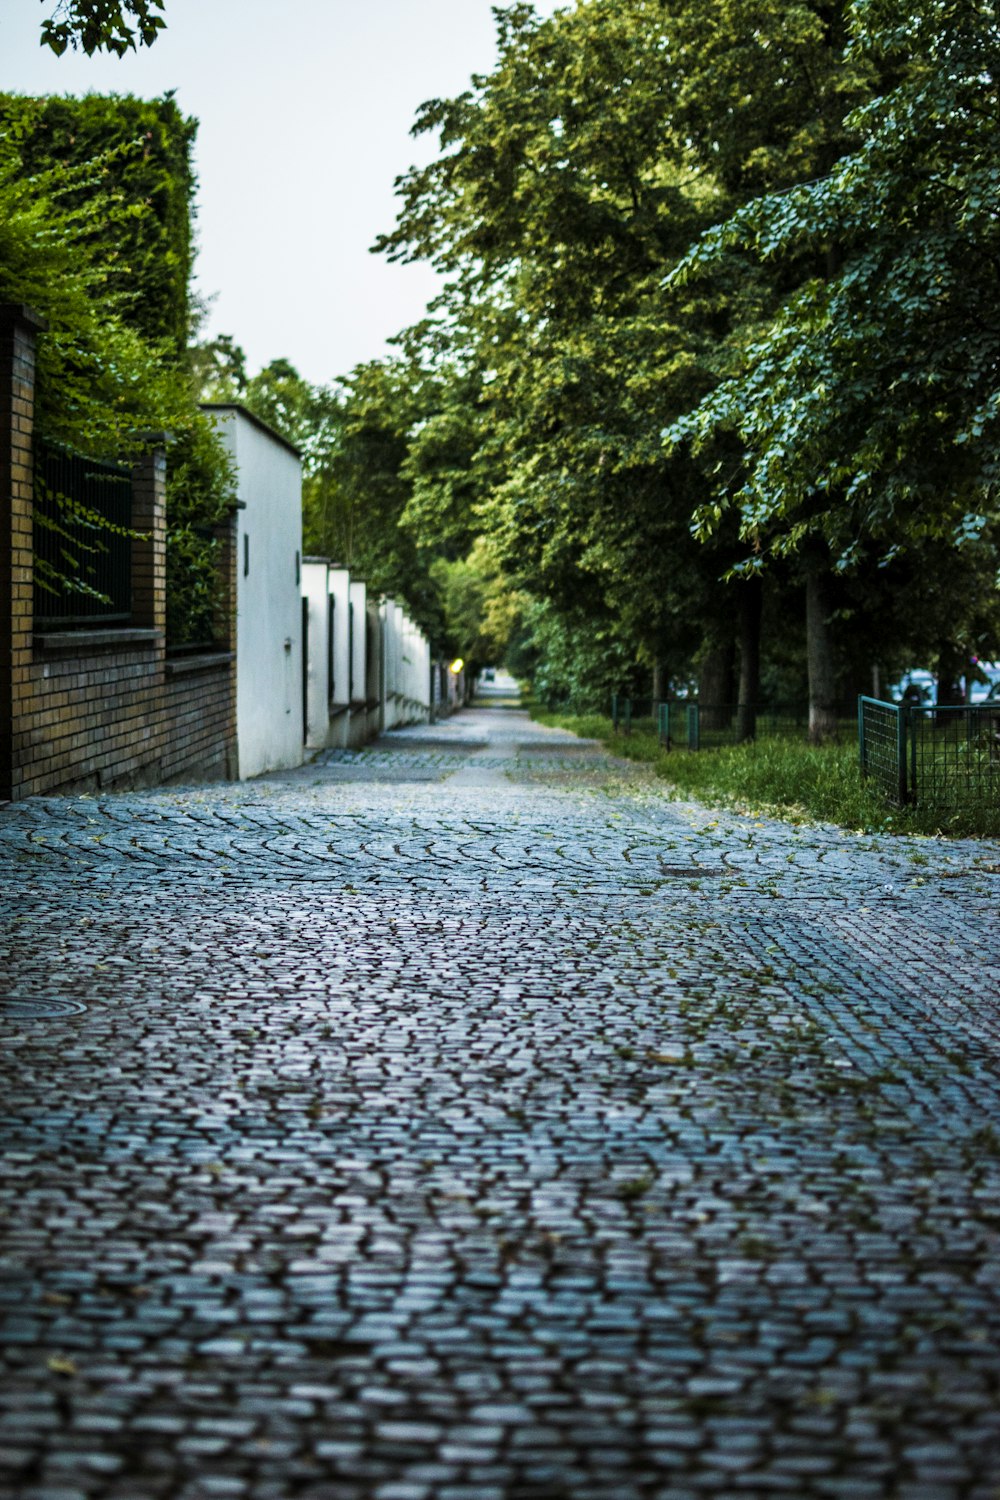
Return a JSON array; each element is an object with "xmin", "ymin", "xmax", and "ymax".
[
  {"xmin": 0, "ymin": 305, "xmax": 42, "ymax": 800},
  {"xmin": 0, "ymin": 304, "xmax": 237, "ymax": 801}
]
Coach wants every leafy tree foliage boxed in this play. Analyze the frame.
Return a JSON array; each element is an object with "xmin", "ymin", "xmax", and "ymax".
[
  {"xmin": 667, "ymin": 0, "xmax": 1000, "ymax": 569},
  {"xmin": 1, "ymin": 115, "xmax": 187, "ymax": 462},
  {"xmin": 304, "ymin": 360, "xmax": 450, "ymax": 643},
  {"xmin": 516, "ymin": 598, "xmax": 652, "ymax": 712},
  {"xmin": 430, "ymin": 537, "xmax": 528, "ymax": 670},
  {"xmin": 40, "ymin": 0, "xmax": 166, "ymax": 57},
  {"xmin": 376, "ymin": 0, "xmax": 999, "ymax": 723},
  {"xmin": 378, "ymin": 0, "xmax": 844, "ymax": 703},
  {"xmin": 188, "ymin": 332, "xmax": 248, "ymax": 403}
]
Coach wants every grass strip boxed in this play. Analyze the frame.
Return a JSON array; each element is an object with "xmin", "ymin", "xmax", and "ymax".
[{"xmin": 529, "ymin": 707, "xmax": 1000, "ymax": 839}]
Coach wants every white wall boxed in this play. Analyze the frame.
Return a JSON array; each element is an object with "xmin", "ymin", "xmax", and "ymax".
[
  {"xmin": 302, "ymin": 559, "xmax": 331, "ymax": 750},
  {"xmin": 328, "ymin": 568, "xmax": 351, "ymax": 708},
  {"xmin": 365, "ymin": 602, "xmax": 382, "ymax": 707},
  {"xmin": 300, "ymin": 555, "xmax": 437, "ymax": 747},
  {"xmin": 207, "ymin": 406, "xmax": 304, "ymax": 779},
  {"xmin": 407, "ymin": 619, "xmax": 431, "ymax": 711},
  {"xmin": 381, "ymin": 599, "xmax": 399, "ymax": 727},
  {"xmin": 348, "ymin": 579, "xmax": 367, "ymax": 703},
  {"xmin": 326, "ymin": 567, "xmax": 351, "ymax": 747},
  {"xmin": 376, "ymin": 601, "xmax": 432, "ymax": 729}
]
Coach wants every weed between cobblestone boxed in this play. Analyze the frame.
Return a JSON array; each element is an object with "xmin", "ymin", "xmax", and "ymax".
[{"xmin": 1, "ymin": 707, "xmax": 1000, "ymax": 1499}]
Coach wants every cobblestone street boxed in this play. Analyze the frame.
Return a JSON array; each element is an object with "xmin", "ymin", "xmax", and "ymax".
[{"xmin": 2, "ymin": 703, "xmax": 1000, "ymax": 1500}]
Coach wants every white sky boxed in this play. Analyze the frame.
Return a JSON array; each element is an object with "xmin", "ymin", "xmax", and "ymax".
[{"xmin": 0, "ymin": 0, "xmax": 563, "ymax": 385}]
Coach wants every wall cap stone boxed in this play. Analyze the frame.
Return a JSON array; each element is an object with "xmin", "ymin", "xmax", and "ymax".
[
  {"xmin": 165, "ymin": 650, "xmax": 235, "ymax": 677},
  {"xmin": 201, "ymin": 401, "xmax": 303, "ymax": 460},
  {"xmin": 34, "ymin": 627, "xmax": 163, "ymax": 653},
  {"xmin": 0, "ymin": 304, "xmax": 48, "ymax": 334}
]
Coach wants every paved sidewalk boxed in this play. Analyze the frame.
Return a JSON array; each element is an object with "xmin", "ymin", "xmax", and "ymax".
[{"xmin": 1, "ymin": 705, "xmax": 1000, "ymax": 1500}]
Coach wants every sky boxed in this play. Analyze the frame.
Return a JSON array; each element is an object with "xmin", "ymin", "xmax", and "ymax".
[{"xmin": 0, "ymin": 0, "xmax": 563, "ymax": 386}]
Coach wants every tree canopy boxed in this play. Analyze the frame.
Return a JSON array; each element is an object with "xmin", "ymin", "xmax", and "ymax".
[
  {"xmin": 666, "ymin": 0, "xmax": 1000, "ymax": 571},
  {"xmin": 172, "ymin": 0, "xmax": 1000, "ymax": 711},
  {"xmin": 366, "ymin": 0, "xmax": 1000, "ymax": 717}
]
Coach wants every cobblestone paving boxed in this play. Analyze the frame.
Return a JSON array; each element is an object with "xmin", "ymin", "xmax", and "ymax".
[{"xmin": 2, "ymin": 706, "xmax": 1000, "ymax": 1500}]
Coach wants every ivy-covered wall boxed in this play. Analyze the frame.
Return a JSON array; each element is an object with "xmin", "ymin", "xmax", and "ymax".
[
  {"xmin": 0, "ymin": 91, "xmax": 195, "ymax": 354},
  {"xmin": 0, "ymin": 90, "xmax": 234, "ymax": 648}
]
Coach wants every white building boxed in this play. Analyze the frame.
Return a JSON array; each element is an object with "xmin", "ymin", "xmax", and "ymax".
[{"xmin": 203, "ymin": 404, "xmax": 305, "ymax": 779}]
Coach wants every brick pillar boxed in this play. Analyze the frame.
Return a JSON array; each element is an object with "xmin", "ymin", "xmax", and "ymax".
[
  {"xmin": 0, "ymin": 304, "xmax": 47, "ymax": 802},
  {"xmin": 130, "ymin": 442, "xmax": 167, "ymax": 635},
  {"xmin": 214, "ymin": 510, "xmax": 239, "ymax": 652}
]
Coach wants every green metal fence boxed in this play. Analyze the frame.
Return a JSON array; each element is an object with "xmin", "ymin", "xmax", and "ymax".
[
  {"xmin": 857, "ymin": 697, "xmax": 907, "ymax": 805},
  {"xmin": 611, "ymin": 693, "xmax": 635, "ymax": 735},
  {"xmin": 859, "ymin": 696, "xmax": 1000, "ymax": 809},
  {"xmin": 657, "ymin": 700, "xmax": 705, "ymax": 749},
  {"xmin": 610, "ymin": 698, "xmax": 806, "ymax": 749}
]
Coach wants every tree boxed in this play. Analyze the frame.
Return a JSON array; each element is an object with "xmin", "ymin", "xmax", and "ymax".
[
  {"xmin": 40, "ymin": 0, "xmax": 166, "ymax": 56},
  {"xmin": 307, "ymin": 360, "xmax": 448, "ymax": 639},
  {"xmin": 666, "ymin": 0, "xmax": 1000, "ymax": 731},
  {"xmin": 379, "ymin": 0, "xmax": 874, "ymax": 719},
  {"xmin": 189, "ymin": 333, "xmax": 248, "ymax": 402},
  {"xmin": 430, "ymin": 537, "xmax": 528, "ymax": 670}
]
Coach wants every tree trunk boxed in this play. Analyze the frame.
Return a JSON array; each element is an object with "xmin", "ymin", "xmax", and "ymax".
[
  {"xmin": 699, "ymin": 641, "xmax": 736, "ymax": 731},
  {"xmin": 805, "ymin": 560, "xmax": 839, "ymax": 743},
  {"xmin": 936, "ymin": 642, "xmax": 964, "ymax": 707},
  {"xmin": 651, "ymin": 659, "xmax": 664, "ymax": 705},
  {"xmin": 737, "ymin": 577, "xmax": 762, "ymax": 742}
]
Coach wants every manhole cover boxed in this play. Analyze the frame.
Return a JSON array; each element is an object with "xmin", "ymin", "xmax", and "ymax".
[{"xmin": 0, "ymin": 998, "xmax": 88, "ymax": 1020}]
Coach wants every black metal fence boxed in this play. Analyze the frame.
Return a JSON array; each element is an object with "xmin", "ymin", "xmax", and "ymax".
[
  {"xmin": 859, "ymin": 696, "xmax": 1000, "ymax": 809},
  {"xmin": 33, "ymin": 448, "xmax": 133, "ymax": 628}
]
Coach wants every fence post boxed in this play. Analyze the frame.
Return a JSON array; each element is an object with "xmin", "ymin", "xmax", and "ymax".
[
  {"xmin": 897, "ymin": 702, "xmax": 909, "ymax": 806},
  {"xmin": 858, "ymin": 695, "xmax": 866, "ymax": 775},
  {"xmin": 611, "ymin": 692, "xmax": 619, "ymax": 732},
  {"xmin": 688, "ymin": 703, "xmax": 700, "ymax": 751},
  {"xmin": 624, "ymin": 698, "xmax": 632, "ymax": 736},
  {"xmin": 130, "ymin": 441, "xmax": 167, "ymax": 634}
]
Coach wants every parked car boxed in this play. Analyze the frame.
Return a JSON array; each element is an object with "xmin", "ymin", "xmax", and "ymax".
[
  {"xmin": 968, "ymin": 662, "xmax": 1000, "ymax": 703},
  {"xmin": 890, "ymin": 670, "xmax": 935, "ymax": 707}
]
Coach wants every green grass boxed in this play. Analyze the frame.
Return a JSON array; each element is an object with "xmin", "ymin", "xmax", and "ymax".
[{"xmin": 530, "ymin": 707, "xmax": 1000, "ymax": 838}]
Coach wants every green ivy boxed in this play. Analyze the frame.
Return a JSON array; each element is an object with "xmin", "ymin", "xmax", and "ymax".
[
  {"xmin": 0, "ymin": 96, "xmax": 234, "ymax": 645},
  {"xmin": 0, "ymin": 91, "xmax": 195, "ymax": 355}
]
